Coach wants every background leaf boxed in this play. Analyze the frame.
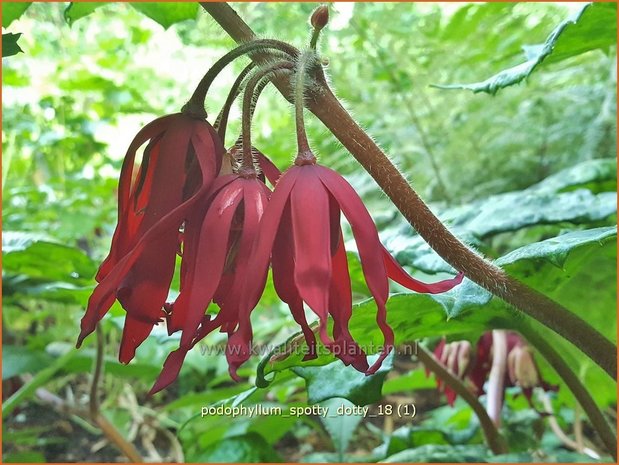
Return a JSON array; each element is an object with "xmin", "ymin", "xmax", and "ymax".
[
  {"xmin": 292, "ymin": 353, "xmax": 393, "ymax": 406},
  {"xmin": 187, "ymin": 432, "xmax": 283, "ymax": 463},
  {"xmin": 319, "ymin": 398, "xmax": 364, "ymax": 461},
  {"xmin": 2, "ymin": 2, "xmax": 31, "ymax": 28},
  {"xmin": 64, "ymin": 2, "xmax": 109, "ymax": 26},
  {"xmin": 2, "ymin": 33, "xmax": 23, "ymax": 57},
  {"xmin": 130, "ymin": 2, "xmax": 198, "ymax": 29},
  {"xmin": 434, "ymin": 3, "xmax": 618, "ymax": 94}
]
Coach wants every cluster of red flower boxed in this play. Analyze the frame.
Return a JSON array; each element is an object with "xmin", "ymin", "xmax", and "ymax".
[{"xmin": 76, "ymin": 16, "xmax": 464, "ymax": 394}]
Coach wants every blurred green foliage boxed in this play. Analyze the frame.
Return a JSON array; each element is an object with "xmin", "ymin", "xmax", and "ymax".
[{"xmin": 2, "ymin": 2, "xmax": 616, "ymax": 463}]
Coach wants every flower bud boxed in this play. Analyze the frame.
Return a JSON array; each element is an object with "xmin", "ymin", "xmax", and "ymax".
[{"xmin": 311, "ymin": 5, "xmax": 329, "ymax": 31}]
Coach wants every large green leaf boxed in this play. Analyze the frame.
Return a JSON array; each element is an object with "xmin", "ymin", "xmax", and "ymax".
[
  {"xmin": 319, "ymin": 398, "xmax": 364, "ymax": 460},
  {"xmin": 130, "ymin": 3, "xmax": 198, "ymax": 29},
  {"xmin": 2, "ymin": 2, "xmax": 31, "ymax": 28},
  {"xmin": 375, "ymin": 423, "xmax": 480, "ymax": 460},
  {"xmin": 2, "ymin": 345, "xmax": 53, "ymax": 380},
  {"xmin": 2, "ymin": 33, "xmax": 23, "ymax": 58},
  {"xmin": 382, "ymin": 444, "xmax": 490, "ymax": 463},
  {"xmin": 434, "ymin": 3, "xmax": 617, "ymax": 94},
  {"xmin": 3, "ymin": 232, "xmax": 97, "ymax": 304},
  {"xmin": 292, "ymin": 353, "xmax": 393, "ymax": 405},
  {"xmin": 64, "ymin": 3, "xmax": 109, "ymax": 26},
  {"xmin": 383, "ymin": 159, "xmax": 617, "ymax": 274},
  {"xmin": 187, "ymin": 432, "xmax": 282, "ymax": 463},
  {"xmin": 3, "ymin": 232, "xmax": 96, "ymax": 281}
]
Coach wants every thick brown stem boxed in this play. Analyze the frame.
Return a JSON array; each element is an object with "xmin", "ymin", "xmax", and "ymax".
[
  {"xmin": 416, "ymin": 345, "xmax": 508, "ymax": 454},
  {"xmin": 200, "ymin": 2, "xmax": 617, "ymax": 380}
]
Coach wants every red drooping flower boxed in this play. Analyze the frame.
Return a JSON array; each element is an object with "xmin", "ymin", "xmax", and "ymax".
[
  {"xmin": 77, "ymin": 113, "xmax": 224, "ymax": 363},
  {"xmin": 226, "ymin": 152, "xmax": 464, "ymax": 378},
  {"xmin": 431, "ymin": 332, "xmax": 556, "ymax": 410},
  {"xmin": 149, "ymin": 171, "xmax": 271, "ymax": 393}
]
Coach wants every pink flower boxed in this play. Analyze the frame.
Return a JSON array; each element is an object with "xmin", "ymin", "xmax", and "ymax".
[
  {"xmin": 431, "ymin": 332, "xmax": 556, "ymax": 409},
  {"xmin": 149, "ymin": 171, "xmax": 271, "ymax": 394},
  {"xmin": 227, "ymin": 152, "xmax": 463, "ymax": 378},
  {"xmin": 432, "ymin": 339, "xmax": 473, "ymax": 406},
  {"xmin": 77, "ymin": 113, "xmax": 223, "ymax": 363}
]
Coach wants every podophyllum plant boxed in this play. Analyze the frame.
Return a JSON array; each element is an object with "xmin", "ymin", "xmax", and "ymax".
[{"xmin": 74, "ymin": 3, "xmax": 616, "ymax": 461}]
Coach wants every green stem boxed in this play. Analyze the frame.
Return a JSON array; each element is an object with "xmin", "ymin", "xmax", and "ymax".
[
  {"xmin": 293, "ymin": 51, "xmax": 315, "ymax": 160},
  {"xmin": 416, "ymin": 345, "xmax": 508, "ymax": 455},
  {"xmin": 89, "ymin": 324, "xmax": 104, "ymax": 417},
  {"xmin": 183, "ymin": 39, "xmax": 298, "ymax": 119},
  {"xmin": 214, "ymin": 62, "xmax": 256, "ymax": 143},
  {"xmin": 309, "ymin": 29, "xmax": 321, "ymax": 49},
  {"xmin": 240, "ymin": 62, "xmax": 294, "ymax": 171}
]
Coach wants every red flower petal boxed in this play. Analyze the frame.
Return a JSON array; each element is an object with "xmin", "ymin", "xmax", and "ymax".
[
  {"xmin": 176, "ymin": 180, "xmax": 243, "ymax": 348},
  {"xmin": 77, "ymin": 121, "xmax": 223, "ymax": 350},
  {"xmin": 272, "ymin": 202, "xmax": 318, "ymax": 360},
  {"xmin": 290, "ymin": 167, "xmax": 333, "ymax": 338},
  {"xmin": 382, "ymin": 246, "xmax": 464, "ymax": 293},
  {"xmin": 254, "ymin": 149, "xmax": 281, "ymax": 186},
  {"xmin": 227, "ymin": 168, "xmax": 301, "ymax": 377},
  {"xmin": 316, "ymin": 165, "xmax": 393, "ymax": 374}
]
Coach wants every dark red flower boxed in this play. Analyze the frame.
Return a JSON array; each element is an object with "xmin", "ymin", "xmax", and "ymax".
[
  {"xmin": 77, "ymin": 113, "xmax": 223, "ymax": 363},
  {"xmin": 227, "ymin": 152, "xmax": 463, "ymax": 378},
  {"xmin": 430, "ymin": 332, "xmax": 556, "ymax": 410},
  {"xmin": 149, "ymin": 172, "xmax": 271, "ymax": 393}
]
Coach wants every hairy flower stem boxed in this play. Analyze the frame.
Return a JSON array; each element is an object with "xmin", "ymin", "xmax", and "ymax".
[
  {"xmin": 241, "ymin": 62, "xmax": 294, "ymax": 171},
  {"xmin": 231, "ymin": 76, "xmax": 273, "ymax": 150},
  {"xmin": 201, "ymin": 2, "xmax": 617, "ymax": 381},
  {"xmin": 293, "ymin": 51, "xmax": 315, "ymax": 160},
  {"xmin": 183, "ymin": 39, "xmax": 298, "ymax": 119},
  {"xmin": 216, "ymin": 50, "xmax": 294, "ymax": 143},
  {"xmin": 517, "ymin": 323, "xmax": 617, "ymax": 459},
  {"xmin": 415, "ymin": 345, "xmax": 508, "ymax": 455},
  {"xmin": 215, "ymin": 62, "xmax": 255, "ymax": 142}
]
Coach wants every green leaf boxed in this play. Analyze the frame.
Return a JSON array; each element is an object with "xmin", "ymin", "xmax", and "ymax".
[
  {"xmin": 434, "ymin": 3, "xmax": 618, "ymax": 94},
  {"xmin": 3, "ymin": 349, "xmax": 76, "ymax": 418},
  {"xmin": 384, "ymin": 160, "xmax": 617, "ymax": 274},
  {"xmin": 2, "ymin": 33, "xmax": 23, "ymax": 58},
  {"xmin": 375, "ymin": 423, "xmax": 480, "ymax": 459},
  {"xmin": 292, "ymin": 353, "xmax": 393, "ymax": 405},
  {"xmin": 257, "ymin": 227, "xmax": 616, "ymax": 382},
  {"xmin": 319, "ymin": 398, "xmax": 364, "ymax": 460},
  {"xmin": 130, "ymin": 3, "xmax": 198, "ymax": 29},
  {"xmin": 64, "ymin": 3, "xmax": 109, "ymax": 26},
  {"xmin": 3, "ymin": 452, "xmax": 47, "ymax": 463},
  {"xmin": 187, "ymin": 432, "xmax": 283, "ymax": 463},
  {"xmin": 383, "ymin": 444, "xmax": 490, "ymax": 463},
  {"xmin": 2, "ymin": 345, "xmax": 53, "ymax": 380},
  {"xmin": 2, "ymin": 2, "xmax": 31, "ymax": 28},
  {"xmin": 3, "ymin": 232, "xmax": 97, "ymax": 287},
  {"xmin": 541, "ymin": 3, "xmax": 618, "ymax": 65}
]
